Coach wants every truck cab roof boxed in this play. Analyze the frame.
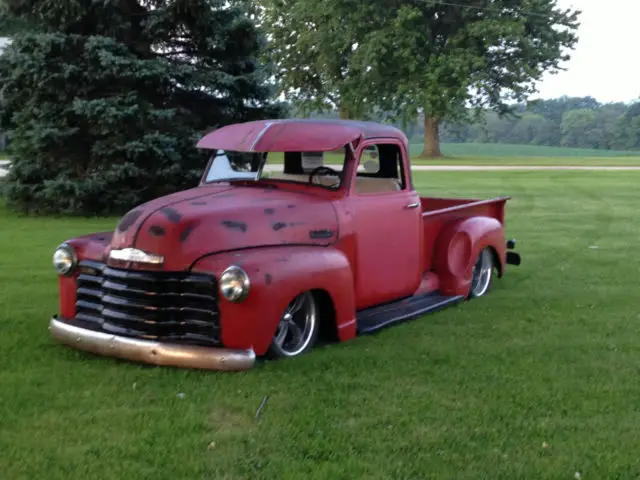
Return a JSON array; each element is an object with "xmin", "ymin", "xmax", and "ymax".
[{"xmin": 196, "ymin": 118, "xmax": 409, "ymax": 153}]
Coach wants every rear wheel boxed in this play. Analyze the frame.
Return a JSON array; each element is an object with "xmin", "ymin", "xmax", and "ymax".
[
  {"xmin": 469, "ymin": 248, "xmax": 494, "ymax": 298},
  {"xmin": 267, "ymin": 291, "xmax": 320, "ymax": 359}
]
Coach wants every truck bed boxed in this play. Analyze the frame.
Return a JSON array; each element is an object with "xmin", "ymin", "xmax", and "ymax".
[
  {"xmin": 419, "ymin": 196, "xmax": 510, "ymax": 272},
  {"xmin": 420, "ymin": 196, "xmax": 509, "ymax": 219}
]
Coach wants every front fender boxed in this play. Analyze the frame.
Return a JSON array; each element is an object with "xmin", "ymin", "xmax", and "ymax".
[
  {"xmin": 56, "ymin": 232, "xmax": 113, "ymax": 318},
  {"xmin": 64, "ymin": 232, "xmax": 113, "ymax": 263},
  {"xmin": 190, "ymin": 246, "xmax": 356, "ymax": 355},
  {"xmin": 433, "ymin": 216, "xmax": 506, "ymax": 297}
]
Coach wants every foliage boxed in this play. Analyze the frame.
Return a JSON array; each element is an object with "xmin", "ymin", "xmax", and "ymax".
[
  {"xmin": 0, "ymin": 1, "xmax": 36, "ymax": 35},
  {"xmin": 614, "ymin": 102, "xmax": 640, "ymax": 151},
  {"xmin": 255, "ymin": 0, "xmax": 374, "ymax": 119},
  {"xmin": 358, "ymin": 1, "xmax": 581, "ymax": 156},
  {"xmin": 258, "ymin": 0, "xmax": 580, "ymax": 155},
  {"xmin": 561, "ymin": 109, "xmax": 598, "ymax": 148},
  {"xmin": 436, "ymin": 96, "xmax": 640, "ymax": 151},
  {"xmin": 0, "ymin": 0, "xmax": 284, "ymax": 215},
  {"xmin": 0, "ymin": 14, "xmax": 31, "ymax": 35}
]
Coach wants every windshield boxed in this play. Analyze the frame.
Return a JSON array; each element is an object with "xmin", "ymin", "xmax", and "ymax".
[{"xmin": 203, "ymin": 149, "xmax": 347, "ymax": 189}]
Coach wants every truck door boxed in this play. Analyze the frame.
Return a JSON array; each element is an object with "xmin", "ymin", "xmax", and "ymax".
[{"xmin": 344, "ymin": 140, "xmax": 424, "ymax": 310}]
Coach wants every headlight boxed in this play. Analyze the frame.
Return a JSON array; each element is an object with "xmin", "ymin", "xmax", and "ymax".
[
  {"xmin": 53, "ymin": 243, "xmax": 77, "ymax": 276},
  {"xmin": 219, "ymin": 265, "xmax": 250, "ymax": 302}
]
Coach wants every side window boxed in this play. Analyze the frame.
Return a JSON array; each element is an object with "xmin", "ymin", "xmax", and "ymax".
[{"xmin": 354, "ymin": 143, "xmax": 405, "ymax": 195}]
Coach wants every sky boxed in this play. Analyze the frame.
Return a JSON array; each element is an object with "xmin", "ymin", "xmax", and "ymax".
[{"xmin": 534, "ymin": 0, "xmax": 639, "ymax": 104}]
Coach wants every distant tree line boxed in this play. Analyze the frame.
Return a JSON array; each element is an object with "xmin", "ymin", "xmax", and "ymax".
[
  {"xmin": 421, "ymin": 96, "xmax": 640, "ymax": 151},
  {"xmin": 294, "ymin": 95, "xmax": 640, "ymax": 152}
]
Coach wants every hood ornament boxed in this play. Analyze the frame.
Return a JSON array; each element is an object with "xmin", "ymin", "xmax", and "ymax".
[{"xmin": 109, "ymin": 248, "xmax": 164, "ymax": 265}]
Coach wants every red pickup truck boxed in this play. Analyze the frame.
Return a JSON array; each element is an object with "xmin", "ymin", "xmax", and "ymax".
[{"xmin": 49, "ymin": 119, "xmax": 520, "ymax": 371}]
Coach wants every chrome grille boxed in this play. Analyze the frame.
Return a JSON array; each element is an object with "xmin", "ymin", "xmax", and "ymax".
[{"xmin": 74, "ymin": 260, "xmax": 221, "ymax": 345}]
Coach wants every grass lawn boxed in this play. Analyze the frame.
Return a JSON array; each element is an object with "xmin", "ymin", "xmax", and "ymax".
[
  {"xmin": 411, "ymin": 142, "xmax": 640, "ymax": 158},
  {"xmin": 2, "ymin": 170, "xmax": 640, "ymax": 479},
  {"xmin": 408, "ymin": 143, "xmax": 640, "ymax": 165},
  {"xmin": 410, "ymin": 154, "xmax": 640, "ymax": 166}
]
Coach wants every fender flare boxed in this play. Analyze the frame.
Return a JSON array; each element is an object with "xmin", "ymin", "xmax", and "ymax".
[
  {"xmin": 190, "ymin": 246, "xmax": 356, "ymax": 355},
  {"xmin": 432, "ymin": 216, "xmax": 506, "ymax": 297}
]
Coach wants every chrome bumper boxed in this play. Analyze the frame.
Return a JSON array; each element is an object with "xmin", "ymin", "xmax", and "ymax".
[{"xmin": 49, "ymin": 317, "xmax": 256, "ymax": 371}]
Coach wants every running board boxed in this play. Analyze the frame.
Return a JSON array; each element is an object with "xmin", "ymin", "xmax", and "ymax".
[{"xmin": 356, "ymin": 291, "xmax": 465, "ymax": 335}]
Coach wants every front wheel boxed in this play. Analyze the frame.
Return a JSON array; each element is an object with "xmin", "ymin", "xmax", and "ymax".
[
  {"xmin": 468, "ymin": 247, "xmax": 494, "ymax": 298},
  {"xmin": 267, "ymin": 291, "xmax": 320, "ymax": 359}
]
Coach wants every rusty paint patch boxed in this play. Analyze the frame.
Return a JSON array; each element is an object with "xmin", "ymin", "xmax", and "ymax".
[
  {"xmin": 149, "ymin": 225, "xmax": 165, "ymax": 237},
  {"xmin": 117, "ymin": 210, "xmax": 142, "ymax": 232},
  {"xmin": 264, "ymin": 208, "xmax": 275, "ymax": 215},
  {"xmin": 160, "ymin": 207, "xmax": 182, "ymax": 223},
  {"xmin": 272, "ymin": 222, "xmax": 287, "ymax": 231},
  {"xmin": 272, "ymin": 221, "xmax": 306, "ymax": 231},
  {"xmin": 265, "ymin": 273, "xmax": 272, "ymax": 285},
  {"xmin": 309, "ymin": 229, "xmax": 334, "ymax": 239},
  {"xmin": 221, "ymin": 220, "xmax": 248, "ymax": 233},
  {"xmin": 180, "ymin": 224, "xmax": 197, "ymax": 242}
]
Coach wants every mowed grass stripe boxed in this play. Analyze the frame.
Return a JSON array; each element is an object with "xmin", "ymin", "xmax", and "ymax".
[
  {"xmin": 1, "ymin": 170, "xmax": 639, "ymax": 479},
  {"xmin": 412, "ymin": 142, "xmax": 640, "ymax": 158}
]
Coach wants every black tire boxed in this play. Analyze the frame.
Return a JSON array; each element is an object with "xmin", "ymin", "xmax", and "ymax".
[{"xmin": 266, "ymin": 291, "xmax": 320, "ymax": 359}]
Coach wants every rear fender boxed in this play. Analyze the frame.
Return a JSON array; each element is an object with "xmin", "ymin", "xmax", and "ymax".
[
  {"xmin": 190, "ymin": 246, "xmax": 356, "ymax": 355},
  {"xmin": 432, "ymin": 216, "xmax": 506, "ymax": 297}
]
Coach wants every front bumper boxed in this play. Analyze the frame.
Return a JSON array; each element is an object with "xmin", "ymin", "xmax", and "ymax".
[{"xmin": 49, "ymin": 317, "xmax": 256, "ymax": 371}]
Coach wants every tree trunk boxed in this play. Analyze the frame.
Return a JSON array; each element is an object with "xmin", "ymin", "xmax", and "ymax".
[
  {"xmin": 339, "ymin": 105, "xmax": 351, "ymax": 119},
  {"xmin": 419, "ymin": 115, "xmax": 443, "ymax": 158}
]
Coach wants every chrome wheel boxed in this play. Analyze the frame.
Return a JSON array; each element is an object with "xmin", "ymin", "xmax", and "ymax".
[
  {"xmin": 470, "ymin": 248, "xmax": 493, "ymax": 298},
  {"xmin": 271, "ymin": 291, "xmax": 318, "ymax": 357}
]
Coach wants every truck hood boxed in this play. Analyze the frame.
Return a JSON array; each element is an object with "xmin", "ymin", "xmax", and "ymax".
[{"xmin": 108, "ymin": 184, "xmax": 339, "ymax": 270}]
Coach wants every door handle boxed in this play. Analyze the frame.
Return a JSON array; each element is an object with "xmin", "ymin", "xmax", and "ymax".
[{"xmin": 405, "ymin": 202, "xmax": 420, "ymax": 209}]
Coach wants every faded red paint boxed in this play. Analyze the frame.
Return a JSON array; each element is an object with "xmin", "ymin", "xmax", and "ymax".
[
  {"xmin": 191, "ymin": 247, "xmax": 356, "ymax": 354},
  {"xmin": 109, "ymin": 184, "xmax": 235, "ymax": 250},
  {"xmin": 196, "ymin": 118, "xmax": 406, "ymax": 152},
  {"xmin": 52, "ymin": 118, "xmax": 519, "ymax": 362},
  {"xmin": 132, "ymin": 187, "xmax": 340, "ymax": 271},
  {"xmin": 58, "ymin": 276, "xmax": 77, "ymax": 319},
  {"xmin": 57, "ymin": 232, "xmax": 112, "ymax": 318}
]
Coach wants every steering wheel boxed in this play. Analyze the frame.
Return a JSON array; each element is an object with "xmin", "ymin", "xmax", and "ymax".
[{"xmin": 308, "ymin": 166, "xmax": 341, "ymax": 187}]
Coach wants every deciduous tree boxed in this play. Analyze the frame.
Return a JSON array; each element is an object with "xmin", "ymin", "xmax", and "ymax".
[
  {"xmin": 256, "ymin": 0, "xmax": 374, "ymax": 119},
  {"xmin": 351, "ymin": 0, "xmax": 581, "ymax": 157},
  {"xmin": 260, "ymin": 0, "xmax": 580, "ymax": 157}
]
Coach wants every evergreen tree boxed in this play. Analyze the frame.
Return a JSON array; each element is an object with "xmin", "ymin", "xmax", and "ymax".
[{"xmin": 0, "ymin": 0, "xmax": 283, "ymax": 215}]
